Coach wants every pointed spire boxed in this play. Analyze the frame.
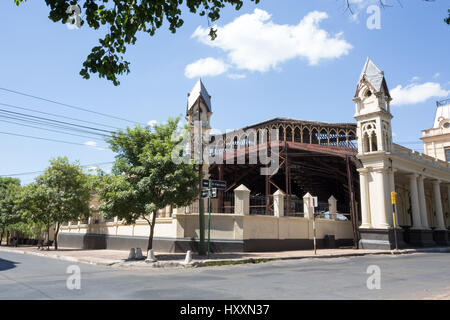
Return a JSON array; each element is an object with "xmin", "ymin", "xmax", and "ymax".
[
  {"xmin": 359, "ymin": 57, "xmax": 385, "ymax": 92},
  {"xmin": 357, "ymin": 57, "xmax": 390, "ymax": 98},
  {"xmin": 187, "ymin": 79, "xmax": 212, "ymax": 113}
]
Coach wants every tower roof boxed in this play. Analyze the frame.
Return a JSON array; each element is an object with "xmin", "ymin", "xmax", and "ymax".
[
  {"xmin": 187, "ymin": 79, "xmax": 212, "ymax": 113},
  {"xmin": 357, "ymin": 57, "xmax": 390, "ymax": 98},
  {"xmin": 433, "ymin": 99, "xmax": 450, "ymax": 128}
]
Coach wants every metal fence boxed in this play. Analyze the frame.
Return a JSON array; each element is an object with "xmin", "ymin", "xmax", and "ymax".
[
  {"xmin": 285, "ymin": 198, "xmax": 304, "ymax": 217},
  {"xmin": 250, "ymin": 195, "xmax": 273, "ymax": 215}
]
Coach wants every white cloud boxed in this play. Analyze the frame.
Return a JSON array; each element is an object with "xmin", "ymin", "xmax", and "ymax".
[
  {"xmin": 147, "ymin": 120, "xmax": 157, "ymax": 126},
  {"xmin": 227, "ymin": 73, "xmax": 246, "ymax": 80},
  {"xmin": 83, "ymin": 141, "xmax": 106, "ymax": 151},
  {"xmin": 191, "ymin": 9, "xmax": 352, "ymax": 73},
  {"xmin": 410, "ymin": 76, "xmax": 420, "ymax": 82},
  {"xmin": 433, "ymin": 72, "xmax": 440, "ymax": 79},
  {"xmin": 84, "ymin": 141, "xmax": 97, "ymax": 147},
  {"xmin": 391, "ymin": 82, "xmax": 450, "ymax": 106},
  {"xmin": 185, "ymin": 57, "xmax": 229, "ymax": 79}
]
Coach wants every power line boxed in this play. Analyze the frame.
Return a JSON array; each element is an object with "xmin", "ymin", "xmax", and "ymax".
[
  {"xmin": 0, "ymin": 108, "xmax": 112, "ymax": 134},
  {"xmin": 0, "ymin": 119, "xmax": 108, "ymax": 142},
  {"xmin": 0, "ymin": 87, "xmax": 146, "ymax": 126},
  {"xmin": 0, "ymin": 131, "xmax": 109, "ymax": 148},
  {"xmin": 0, "ymin": 102, "xmax": 120, "ymax": 130},
  {"xmin": 0, "ymin": 161, "xmax": 115, "ymax": 177},
  {"xmin": 0, "ymin": 113, "xmax": 112, "ymax": 139}
]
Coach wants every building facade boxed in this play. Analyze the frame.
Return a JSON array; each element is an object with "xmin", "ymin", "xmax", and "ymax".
[
  {"xmin": 354, "ymin": 59, "xmax": 450, "ymax": 249},
  {"xmin": 58, "ymin": 59, "xmax": 450, "ymax": 252}
]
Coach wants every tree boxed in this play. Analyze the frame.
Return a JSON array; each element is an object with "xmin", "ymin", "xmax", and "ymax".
[
  {"xmin": 0, "ymin": 177, "xmax": 22, "ymax": 245},
  {"xmin": 97, "ymin": 117, "xmax": 198, "ymax": 251},
  {"xmin": 35, "ymin": 157, "xmax": 92, "ymax": 250},
  {"xmin": 13, "ymin": 0, "xmax": 259, "ymax": 86},
  {"xmin": 17, "ymin": 158, "xmax": 91, "ymax": 250},
  {"xmin": 17, "ymin": 183, "xmax": 55, "ymax": 249}
]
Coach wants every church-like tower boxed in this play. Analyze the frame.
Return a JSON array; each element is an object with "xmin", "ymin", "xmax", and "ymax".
[
  {"xmin": 186, "ymin": 79, "xmax": 213, "ymax": 173},
  {"xmin": 353, "ymin": 58, "xmax": 393, "ymax": 155},
  {"xmin": 353, "ymin": 58, "xmax": 400, "ymax": 248}
]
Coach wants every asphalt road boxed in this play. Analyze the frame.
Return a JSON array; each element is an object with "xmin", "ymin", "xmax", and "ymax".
[{"xmin": 0, "ymin": 251, "xmax": 449, "ymax": 299}]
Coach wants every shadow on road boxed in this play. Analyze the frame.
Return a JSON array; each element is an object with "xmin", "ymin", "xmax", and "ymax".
[{"xmin": 0, "ymin": 257, "xmax": 20, "ymax": 271}]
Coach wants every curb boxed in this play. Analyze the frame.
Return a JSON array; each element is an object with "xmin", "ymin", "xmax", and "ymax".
[
  {"xmin": 1, "ymin": 246, "xmax": 449, "ymax": 269},
  {"xmin": 0, "ymin": 248, "xmax": 121, "ymax": 267}
]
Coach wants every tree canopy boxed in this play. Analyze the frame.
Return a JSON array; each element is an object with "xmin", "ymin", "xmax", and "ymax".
[
  {"xmin": 97, "ymin": 117, "xmax": 198, "ymax": 250},
  {"xmin": 0, "ymin": 177, "xmax": 22, "ymax": 244},
  {"xmin": 17, "ymin": 157, "xmax": 92, "ymax": 249}
]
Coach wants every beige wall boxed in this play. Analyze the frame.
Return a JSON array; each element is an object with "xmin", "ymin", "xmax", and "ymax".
[{"xmin": 60, "ymin": 213, "xmax": 354, "ymax": 241}]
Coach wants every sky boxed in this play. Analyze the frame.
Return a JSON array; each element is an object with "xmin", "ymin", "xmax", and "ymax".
[{"xmin": 0, "ymin": 0, "xmax": 449, "ymax": 184}]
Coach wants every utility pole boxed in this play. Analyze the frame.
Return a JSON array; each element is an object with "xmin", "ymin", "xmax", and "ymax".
[{"xmin": 197, "ymin": 100, "xmax": 206, "ymax": 256}]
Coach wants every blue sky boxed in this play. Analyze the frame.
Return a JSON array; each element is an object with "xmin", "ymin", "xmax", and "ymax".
[{"xmin": 0, "ymin": 0, "xmax": 449, "ymax": 184}]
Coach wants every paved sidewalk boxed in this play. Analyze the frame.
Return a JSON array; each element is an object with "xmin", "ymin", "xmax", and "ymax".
[{"xmin": 1, "ymin": 245, "xmax": 449, "ymax": 269}]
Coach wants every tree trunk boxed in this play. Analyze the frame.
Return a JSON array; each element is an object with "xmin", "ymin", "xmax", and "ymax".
[
  {"xmin": 47, "ymin": 225, "xmax": 50, "ymax": 250},
  {"xmin": 0, "ymin": 231, "xmax": 3, "ymax": 246},
  {"xmin": 147, "ymin": 212, "xmax": 157, "ymax": 251},
  {"xmin": 54, "ymin": 223, "xmax": 60, "ymax": 250},
  {"xmin": 6, "ymin": 231, "xmax": 10, "ymax": 246}
]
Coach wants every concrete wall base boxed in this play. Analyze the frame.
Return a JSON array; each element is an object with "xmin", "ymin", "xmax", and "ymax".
[
  {"xmin": 358, "ymin": 228, "xmax": 407, "ymax": 250},
  {"xmin": 58, "ymin": 233, "xmax": 353, "ymax": 253},
  {"xmin": 407, "ymin": 229, "xmax": 436, "ymax": 247},
  {"xmin": 433, "ymin": 230, "xmax": 450, "ymax": 246}
]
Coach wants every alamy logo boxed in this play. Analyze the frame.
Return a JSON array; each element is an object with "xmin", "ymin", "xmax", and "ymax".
[
  {"xmin": 366, "ymin": 5, "xmax": 381, "ymax": 30},
  {"xmin": 66, "ymin": 5, "xmax": 81, "ymax": 30},
  {"xmin": 366, "ymin": 265, "xmax": 381, "ymax": 290},
  {"xmin": 171, "ymin": 121, "xmax": 280, "ymax": 176},
  {"xmin": 66, "ymin": 265, "xmax": 81, "ymax": 290}
]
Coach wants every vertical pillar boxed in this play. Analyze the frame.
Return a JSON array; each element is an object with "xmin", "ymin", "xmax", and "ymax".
[
  {"xmin": 273, "ymin": 190, "xmax": 285, "ymax": 218},
  {"xmin": 408, "ymin": 173, "xmax": 422, "ymax": 229},
  {"xmin": 303, "ymin": 192, "xmax": 314, "ymax": 219},
  {"xmin": 358, "ymin": 168, "xmax": 371, "ymax": 228},
  {"xmin": 373, "ymin": 168, "xmax": 390, "ymax": 228},
  {"xmin": 417, "ymin": 175, "xmax": 429, "ymax": 229},
  {"xmin": 447, "ymin": 184, "xmax": 450, "ymax": 226},
  {"xmin": 218, "ymin": 164, "xmax": 224, "ymax": 212},
  {"xmin": 432, "ymin": 180, "xmax": 446, "ymax": 230},
  {"xmin": 234, "ymin": 184, "xmax": 250, "ymax": 215},
  {"xmin": 387, "ymin": 169, "xmax": 396, "ymax": 226},
  {"xmin": 328, "ymin": 195, "xmax": 337, "ymax": 220}
]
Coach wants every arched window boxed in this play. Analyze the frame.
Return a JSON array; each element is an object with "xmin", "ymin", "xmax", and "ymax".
[
  {"xmin": 371, "ymin": 132, "xmax": 378, "ymax": 152},
  {"xmin": 383, "ymin": 123, "xmax": 390, "ymax": 152},
  {"xmin": 363, "ymin": 132, "xmax": 370, "ymax": 153},
  {"xmin": 311, "ymin": 128, "xmax": 319, "ymax": 144},
  {"xmin": 302, "ymin": 127, "xmax": 310, "ymax": 144},
  {"xmin": 248, "ymin": 132, "xmax": 255, "ymax": 147},
  {"xmin": 329, "ymin": 130, "xmax": 337, "ymax": 146},
  {"xmin": 319, "ymin": 129, "xmax": 328, "ymax": 145},
  {"xmin": 294, "ymin": 127, "xmax": 301, "ymax": 143},
  {"xmin": 362, "ymin": 121, "xmax": 377, "ymax": 153},
  {"xmin": 286, "ymin": 126, "xmax": 293, "ymax": 142},
  {"xmin": 233, "ymin": 136, "xmax": 238, "ymax": 150},
  {"xmin": 278, "ymin": 127, "xmax": 285, "ymax": 142}
]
